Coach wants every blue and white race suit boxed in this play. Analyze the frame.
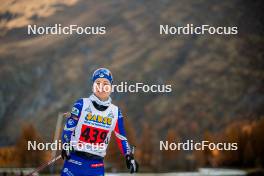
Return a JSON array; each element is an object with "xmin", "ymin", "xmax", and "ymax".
[{"xmin": 61, "ymin": 97, "xmax": 131, "ymax": 176}]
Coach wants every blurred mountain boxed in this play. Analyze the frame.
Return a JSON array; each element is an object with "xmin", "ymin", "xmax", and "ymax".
[{"xmin": 0, "ymin": 0, "xmax": 263, "ymax": 144}]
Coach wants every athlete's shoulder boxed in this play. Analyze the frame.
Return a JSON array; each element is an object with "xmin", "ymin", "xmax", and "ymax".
[
  {"xmin": 73, "ymin": 98, "xmax": 84, "ymax": 106},
  {"xmin": 71, "ymin": 98, "xmax": 84, "ymax": 117},
  {"xmin": 110, "ymin": 102, "xmax": 117, "ymax": 108},
  {"xmin": 109, "ymin": 102, "xmax": 118, "ymax": 110},
  {"xmin": 111, "ymin": 103, "xmax": 123, "ymax": 118}
]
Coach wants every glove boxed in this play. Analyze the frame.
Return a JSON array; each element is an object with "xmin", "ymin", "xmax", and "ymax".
[
  {"xmin": 126, "ymin": 154, "xmax": 139, "ymax": 173},
  {"xmin": 61, "ymin": 143, "xmax": 73, "ymax": 160}
]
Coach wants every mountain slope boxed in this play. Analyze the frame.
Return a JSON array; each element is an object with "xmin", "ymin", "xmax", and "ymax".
[{"xmin": 0, "ymin": 0, "xmax": 263, "ymax": 144}]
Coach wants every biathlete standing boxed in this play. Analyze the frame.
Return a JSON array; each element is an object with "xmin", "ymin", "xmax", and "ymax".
[{"xmin": 61, "ymin": 68, "xmax": 139, "ymax": 176}]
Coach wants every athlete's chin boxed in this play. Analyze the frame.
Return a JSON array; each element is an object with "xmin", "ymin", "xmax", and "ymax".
[{"xmin": 95, "ymin": 92, "xmax": 111, "ymax": 100}]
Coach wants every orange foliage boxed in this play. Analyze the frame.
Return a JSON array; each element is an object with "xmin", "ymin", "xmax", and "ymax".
[{"xmin": 197, "ymin": 117, "xmax": 264, "ymax": 168}]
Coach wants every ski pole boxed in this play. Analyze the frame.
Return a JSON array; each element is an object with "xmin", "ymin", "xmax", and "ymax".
[
  {"xmin": 131, "ymin": 145, "xmax": 135, "ymax": 155},
  {"xmin": 26, "ymin": 155, "xmax": 62, "ymax": 176}
]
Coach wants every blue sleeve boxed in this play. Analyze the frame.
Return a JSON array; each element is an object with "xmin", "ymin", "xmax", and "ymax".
[
  {"xmin": 70, "ymin": 98, "xmax": 83, "ymax": 118},
  {"xmin": 61, "ymin": 98, "xmax": 83, "ymax": 144},
  {"xmin": 114, "ymin": 108, "xmax": 131, "ymax": 156}
]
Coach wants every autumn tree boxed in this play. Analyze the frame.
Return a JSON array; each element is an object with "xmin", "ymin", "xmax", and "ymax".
[
  {"xmin": 138, "ymin": 123, "xmax": 156, "ymax": 171},
  {"xmin": 251, "ymin": 117, "xmax": 264, "ymax": 167},
  {"xmin": 15, "ymin": 123, "xmax": 46, "ymax": 167},
  {"xmin": 199, "ymin": 118, "xmax": 264, "ymax": 168},
  {"xmin": 161, "ymin": 128, "xmax": 181, "ymax": 171}
]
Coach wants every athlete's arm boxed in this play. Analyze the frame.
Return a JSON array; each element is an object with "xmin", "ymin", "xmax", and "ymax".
[
  {"xmin": 114, "ymin": 109, "xmax": 131, "ymax": 156},
  {"xmin": 114, "ymin": 109, "xmax": 139, "ymax": 173},
  {"xmin": 61, "ymin": 98, "xmax": 83, "ymax": 144}
]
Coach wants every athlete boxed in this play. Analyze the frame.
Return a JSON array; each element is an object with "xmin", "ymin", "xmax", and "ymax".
[{"xmin": 61, "ymin": 68, "xmax": 139, "ymax": 176}]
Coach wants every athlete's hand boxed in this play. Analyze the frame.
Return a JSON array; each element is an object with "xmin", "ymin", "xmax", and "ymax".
[
  {"xmin": 126, "ymin": 154, "xmax": 139, "ymax": 173},
  {"xmin": 61, "ymin": 143, "xmax": 72, "ymax": 160}
]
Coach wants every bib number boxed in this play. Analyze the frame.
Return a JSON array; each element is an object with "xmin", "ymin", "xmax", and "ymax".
[{"xmin": 79, "ymin": 125, "xmax": 109, "ymax": 144}]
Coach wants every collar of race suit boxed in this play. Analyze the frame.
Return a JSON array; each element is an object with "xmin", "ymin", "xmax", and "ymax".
[
  {"xmin": 92, "ymin": 101, "xmax": 108, "ymax": 111},
  {"xmin": 89, "ymin": 94, "xmax": 111, "ymax": 111}
]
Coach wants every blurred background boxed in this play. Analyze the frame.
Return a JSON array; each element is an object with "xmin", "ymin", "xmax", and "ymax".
[{"xmin": 0, "ymin": 0, "xmax": 264, "ymax": 175}]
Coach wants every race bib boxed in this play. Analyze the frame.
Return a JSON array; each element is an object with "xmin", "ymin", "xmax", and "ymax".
[{"xmin": 79, "ymin": 124, "xmax": 109, "ymax": 144}]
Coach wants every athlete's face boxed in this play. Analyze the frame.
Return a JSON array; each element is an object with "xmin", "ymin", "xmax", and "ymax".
[{"xmin": 93, "ymin": 78, "xmax": 112, "ymax": 101}]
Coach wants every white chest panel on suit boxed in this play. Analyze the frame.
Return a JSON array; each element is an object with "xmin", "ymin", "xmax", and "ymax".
[{"xmin": 71, "ymin": 98, "xmax": 118, "ymax": 157}]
